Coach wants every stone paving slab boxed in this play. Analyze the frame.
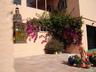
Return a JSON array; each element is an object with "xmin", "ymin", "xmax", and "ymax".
[{"xmin": 15, "ymin": 54, "xmax": 96, "ymax": 72}]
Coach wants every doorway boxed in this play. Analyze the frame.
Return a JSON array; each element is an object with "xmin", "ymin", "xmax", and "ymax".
[{"xmin": 86, "ymin": 25, "xmax": 96, "ymax": 50}]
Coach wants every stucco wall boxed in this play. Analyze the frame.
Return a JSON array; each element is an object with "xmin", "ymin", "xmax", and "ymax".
[
  {"xmin": 13, "ymin": 0, "xmax": 48, "ymax": 21},
  {"xmin": 79, "ymin": 0, "xmax": 96, "ymax": 51},
  {"xmin": 12, "ymin": 0, "xmax": 50, "ymax": 58},
  {"xmin": 14, "ymin": 32, "xmax": 49, "ymax": 58},
  {"xmin": 67, "ymin": 0, "xmax": 80, "ymax": 17},
  {"xmin": 0, "ymin": 0, "xmax": 15, "ymax": 72},
  {"xmin": 13, "ymin": 0, "xmax": 81, "ymax": 57}
]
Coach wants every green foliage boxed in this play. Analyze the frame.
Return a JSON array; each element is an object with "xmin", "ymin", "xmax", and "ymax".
[
  {"xmin": 68, "ymin": 55, "xmax": 82, "ymax": 67},
  {"xmin": 37, "ymin": 11, "xmax": 83, "ymax": 46},
  {"xmin": 44, "ymin": 39, "xmax": 64, "ymax": 54},
  {"xmin": 28, "ymin": 10, "xmax": 83, "ymax": 50},
  {"xmin": 74, "ymin": 55, "xmax": 82, "ymax": 67}
]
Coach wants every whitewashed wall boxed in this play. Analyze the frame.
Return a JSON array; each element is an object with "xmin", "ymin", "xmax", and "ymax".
[
  {"xmin": 12, "ymin": 0, "xmax": 50, "ymax": 58},
  {"xmin": 79, "ymin": 0, "xmax": 96, "ymax": 51},
  {"xmin": 14, "ymin": 32, "xmax": 49, "ymax": 58}
]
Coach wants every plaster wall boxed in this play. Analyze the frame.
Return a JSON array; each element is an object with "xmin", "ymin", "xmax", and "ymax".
[
  {"xmin": 12, "ymin": 0, "xmax": 50, "ymax": 58},
  {"xmin": 0, "ymin": 0, "xmax": 15, "ymax": 72},
  {"xmin": 79, "ymin": 0, "xmax": 96, "ymax": 51}
]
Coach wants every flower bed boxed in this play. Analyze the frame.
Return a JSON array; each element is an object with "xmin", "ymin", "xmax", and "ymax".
[
  {"xmin": 68, "ymin": 50, "xmax": 96, "ymax": 68},
  {"xmin": 68, "ymin": 55, "xmax": 91, "ymax": 68}
]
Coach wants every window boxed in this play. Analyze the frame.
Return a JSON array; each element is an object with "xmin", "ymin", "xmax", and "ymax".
[
  {"xmin": 58, "ymin": 0, "xmax": 67, "ymax": 11},
  {"xmin": 26, "ymin": 0, "xmax": 47, "ymax": 10},
  {"xmin": 27, "ymin": 0, "xmax": 36, "ymax": 8},
  {"xmin": 26, "ymin": 0, "xmax": 67, "ymax": 11},
  {"xmin": 13, "ymin": 0, "xmax": 21, "ymax": 5},
  {"xmin": 38, "ymin": 0, "xmax": 45, "ymax": 10}
]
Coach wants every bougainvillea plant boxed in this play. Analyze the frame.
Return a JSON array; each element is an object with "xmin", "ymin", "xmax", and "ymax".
[
  {"xmin": 26, "ymin": 10, "xmax": 83, "ymax": 48},
  {"xmin": 26, "ymin": 20, "xmax": 39, "ymax": 42},
  {"xmin": 39, "ymin": 33, "xmax": 50, "ymax": 44},
  {"xmin": 38, "ymin": 11, "xmax": 83, "ymax": 46},
  {"xmin": 63, "ymin": 17, "xmax": 83, "ymax": 45},
  {"xmin": 26, "ymin": 19, "xmax": 50, "ymax": 44}
]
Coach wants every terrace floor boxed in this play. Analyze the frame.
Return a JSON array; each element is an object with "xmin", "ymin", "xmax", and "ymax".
[{"xmin": 15, "ymin": 54, "xmax": 96, "ymax": 72}]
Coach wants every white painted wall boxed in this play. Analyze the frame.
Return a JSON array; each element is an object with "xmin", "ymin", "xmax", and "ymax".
[
  {"xmin": 67, "ymin": 0, "xmax": 80, "ymax": 17},
  {"xmin": 79, "ymin": 0, "xmax": 96, "ymax": 51},
  {"xmin": 4, "ymin": 0, "xmax": 96, "ymax": 59},
  {"xmin": 13, "ymin": 0, "xmax": 49, "ymax": 21},
  {"xmin": 12, "ymin": 0, "xmax": 50, "ymax": 58},
  {"xmin": 14, "ymin": 32, "xmax": 49, "ymax": 58},
  {"xmin": 0, "ymin": 0, "xmax": 15, "ymax": 72}
]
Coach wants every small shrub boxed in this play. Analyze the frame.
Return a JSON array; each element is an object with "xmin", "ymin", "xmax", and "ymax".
[
  {"xmin": 44, "ymin": 47, "xmax": 56, "ymax": 54},
  {"xmin": 44, "ymin": 39, "xmax": 64, "ymax": 54},
  {"xmin": 68, "ymin": 55, "xmax": 92, "ymax": 68},
  {"xmin": 74, "ymin": 55, "xmax": 82, "ymax": 67}
]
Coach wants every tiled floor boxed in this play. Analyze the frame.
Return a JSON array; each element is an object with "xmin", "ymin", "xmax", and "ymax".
[{"xmin": 15, "ymin": 54, "xmax": 96, "ymax": 72}]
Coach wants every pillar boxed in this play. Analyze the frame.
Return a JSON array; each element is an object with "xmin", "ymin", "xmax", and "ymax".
[{"xmin": 0, "ymin": 0, "xmax": 15, "ymax": 72}]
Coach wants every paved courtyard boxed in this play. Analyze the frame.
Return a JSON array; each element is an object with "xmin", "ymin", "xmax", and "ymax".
[{"xmin": 15, "ymin": 54, "xmax": 96, "ymax": 72}]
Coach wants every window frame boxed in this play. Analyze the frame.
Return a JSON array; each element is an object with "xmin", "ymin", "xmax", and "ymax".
[{"xmin": 26, "ymin": 0, "xmax": 47, "ymax": 10}]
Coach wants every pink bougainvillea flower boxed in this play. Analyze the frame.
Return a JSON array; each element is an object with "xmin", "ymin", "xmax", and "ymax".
[{"xmin": 26, "ymin": 21, "xmax": 39, "ymax": 43}]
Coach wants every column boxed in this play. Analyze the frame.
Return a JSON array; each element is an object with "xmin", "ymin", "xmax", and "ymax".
[{"xmin": 0, "ymin": 0, "xmax": 15, "ymax": 72}]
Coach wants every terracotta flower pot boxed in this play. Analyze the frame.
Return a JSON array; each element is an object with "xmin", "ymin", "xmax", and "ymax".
[
  {"xmin": 81, "ymin": 63, "xmax": 91, "ymax": 68},
  {"xmin": 80, "ymin": 63, "xmax": 86, "ymax": 68}
]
